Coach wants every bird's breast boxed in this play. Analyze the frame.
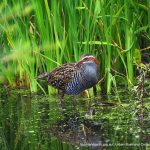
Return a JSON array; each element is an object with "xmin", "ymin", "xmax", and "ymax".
[{"xmin": 82, "ymin": 63, "xmax": 100, "ymax": 88}]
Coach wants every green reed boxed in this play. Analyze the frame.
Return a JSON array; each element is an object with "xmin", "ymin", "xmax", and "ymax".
[{"xmin": 0, "ymin": 0, "xmax": 149, "ymax": 95}]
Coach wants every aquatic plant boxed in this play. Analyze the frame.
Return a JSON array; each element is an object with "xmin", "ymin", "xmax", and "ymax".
[{"xmin": 0, "ymin": 0, "xmax": 149, "ymax": 94}]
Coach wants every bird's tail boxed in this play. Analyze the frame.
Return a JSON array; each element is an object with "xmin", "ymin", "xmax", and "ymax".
[{"xmin": 36, "ymin": 72, "xmax": 50, "ymax": 80}]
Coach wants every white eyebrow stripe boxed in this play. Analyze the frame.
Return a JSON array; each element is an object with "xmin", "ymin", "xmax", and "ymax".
[{"xmin": 81, "ymin": 55, "xmax": 95, "ymax": 61}]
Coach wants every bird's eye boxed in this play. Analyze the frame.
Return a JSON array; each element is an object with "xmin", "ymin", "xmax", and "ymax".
[{"xmin": 83, "ymin": 57, "xmax": 89, "ymax": 61}]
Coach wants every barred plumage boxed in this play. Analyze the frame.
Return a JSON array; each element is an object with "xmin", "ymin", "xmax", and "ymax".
[
  {"xmin": 66, "ymin": 70, "xmax": 85, "ymax": 95},
  {"xmin": 37, "ymin": 54, "xmax": 100, "ymax": 105}
]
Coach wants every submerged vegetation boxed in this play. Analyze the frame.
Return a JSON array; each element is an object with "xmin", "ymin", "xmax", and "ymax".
[
  {"xmin": 0, "ymin": 0, "xmax": 149, "ymax": 94},
  {"xmin": 0, "ymin": 89, "xmax": 150, "ymax": 149}
]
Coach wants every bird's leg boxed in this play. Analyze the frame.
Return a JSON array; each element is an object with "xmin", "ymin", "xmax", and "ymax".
[
  {"xmin": 93, "ymin": 85, "xmax": 97, "ymax": 96},
  {"xmin": 73, "ymin": 96, "xmax": 77, "ymax": 107},
  {"xmin": 58, "ymin": 90, "xmax": 64, "ymax": 106}
]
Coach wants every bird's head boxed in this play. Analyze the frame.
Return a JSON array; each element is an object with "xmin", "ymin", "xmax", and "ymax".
[{"xmin": 77, "ymin": 54, "xmax": 99, "ymax": 66}]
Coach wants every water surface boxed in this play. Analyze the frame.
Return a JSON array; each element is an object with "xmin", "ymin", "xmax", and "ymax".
[{"xmin": 0, "ymin": 88, "xmax": 150, "ymax": 150}]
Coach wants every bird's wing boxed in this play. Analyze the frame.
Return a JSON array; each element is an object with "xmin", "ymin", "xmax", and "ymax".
[{"xmin": 46, "ymin": 63, "xmax": 76, "ymax": 90}]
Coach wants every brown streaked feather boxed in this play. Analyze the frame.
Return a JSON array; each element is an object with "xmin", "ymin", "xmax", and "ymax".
[{"xmin": 38, "ymin": 63, "xmax": 77, "ymax": 91}]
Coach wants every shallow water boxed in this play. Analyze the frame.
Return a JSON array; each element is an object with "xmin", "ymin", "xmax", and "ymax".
[{"xmin": 0, "ymin": 88, "xmax": 150, "ymax": 150}]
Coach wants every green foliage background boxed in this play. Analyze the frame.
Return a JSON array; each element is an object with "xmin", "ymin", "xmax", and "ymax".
[{"xmin": 0, "ymin": 0, "xmax": 149, "ymax": 94}]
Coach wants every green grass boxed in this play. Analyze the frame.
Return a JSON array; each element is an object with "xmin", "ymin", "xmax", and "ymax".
[{"xmin": 0, "ymin": 0, "xmax": 149, "ymax": 94}]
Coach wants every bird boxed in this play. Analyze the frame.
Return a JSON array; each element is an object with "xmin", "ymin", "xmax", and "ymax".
[{"xmin": 37, "ymin": 54, "xmax": 100, "ymax": 106}]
